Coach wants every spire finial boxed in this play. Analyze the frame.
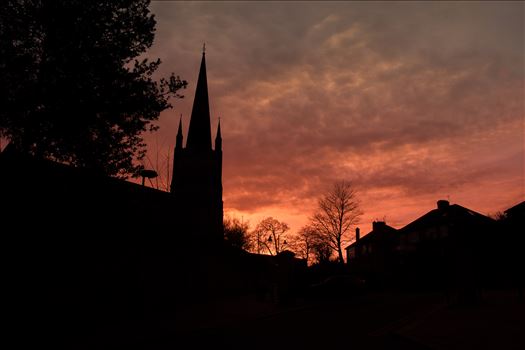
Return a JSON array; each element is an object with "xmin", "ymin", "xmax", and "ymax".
[{"xmin": 202, "ymin": 42, "xmax": 206, "ymax": 55}]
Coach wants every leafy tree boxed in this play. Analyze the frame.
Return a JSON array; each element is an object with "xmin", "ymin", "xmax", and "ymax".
[
  {"xmin": 223, "ymin": 216, "xmax": 251, "ymax": 251},
  {"xmin": 253, "ymin": 217, "xmax": 290, "ymax": 256},
  {"xmin": 310, "ymin": 180, "xmax": 362, "ymax": 264},
  {"xmin": 0, "ymin": 0, "xmax": 187, "ymax": 177}
]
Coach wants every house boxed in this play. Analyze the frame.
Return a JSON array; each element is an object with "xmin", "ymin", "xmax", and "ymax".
[
  {"xmin": 346, "ymin": 221, "xmax": 398, "ymax": 263},
  {"xmin": 345, "ymin": 200, "xmax": 499, "ymax": 290},
  {"xmin": 490, "ymin": 200, "xmax": 525, "ymax": 290},
  {"xmin": 345, "ymin": 221, "xmax": 398, "ymax": 285},
  {"xmin": 396, "ymin": 200, "xmax": 496, "ymax": 289},
  {"xmin": 503, "ymin": 200, "xmax": 525, "ymax": 296},
  {"xmin": 504, "ymin": 200, "xmax": 524, "ymax": 227}
]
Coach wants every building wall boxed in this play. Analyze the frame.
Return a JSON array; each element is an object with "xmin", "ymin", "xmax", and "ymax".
[{"xmin": 171, "ymin": 147, "xmax": 223, "ymax": 242}]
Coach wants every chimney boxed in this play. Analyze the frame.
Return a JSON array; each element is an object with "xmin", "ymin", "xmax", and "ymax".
[
  {"xmin": 372, "ymin": 221, "xmax": 386, "ymax": 231},
  {"xmin": 437, "ymin": 200, "xmax": 450, "ymax": 210},
  {"xmin": 355, "ymin": 227, "xmax": 360, "ymax": 241}
]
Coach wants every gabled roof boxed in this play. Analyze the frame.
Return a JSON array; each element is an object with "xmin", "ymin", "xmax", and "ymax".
[
  {"xmin": 345, "ymin": 222, "xmax": 397, "ymax": 250},
  {"xmin": 399, "ymin": 203, "xmax": 494, "ymax": 234}
]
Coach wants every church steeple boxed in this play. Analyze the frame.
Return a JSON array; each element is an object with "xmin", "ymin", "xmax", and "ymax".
[
  {"xmin": 186, "ymin": 49, "xmax": 212, "ymax": 151},
  {"xmin": 170, "ymin": 48, "xmax": 223, "ymax": 242},
  {"xmin": 215, "ymin": 118, "xmax": 222, "ymax": 151}
]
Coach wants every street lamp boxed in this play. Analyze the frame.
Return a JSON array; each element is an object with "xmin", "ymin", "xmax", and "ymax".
[{"xmin": 140, "ymin": 169, "xmax": 158, "ymax": 186}]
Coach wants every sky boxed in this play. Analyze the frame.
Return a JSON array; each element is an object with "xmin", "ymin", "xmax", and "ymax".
[{"xmin": 141, "ymin": 1, "xmax": 524, "ymax": 237}]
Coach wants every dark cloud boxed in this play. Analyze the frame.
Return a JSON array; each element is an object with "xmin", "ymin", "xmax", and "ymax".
[{"xmin": 143, "ymin": 2, "xmax": 524, "ymax": 232}]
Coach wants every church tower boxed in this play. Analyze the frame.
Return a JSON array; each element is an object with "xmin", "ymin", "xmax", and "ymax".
[{"xmin": 170, "ymin": 49, "xmax": 223, "ymax": 242}]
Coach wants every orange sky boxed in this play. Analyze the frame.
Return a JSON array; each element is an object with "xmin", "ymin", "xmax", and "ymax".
[{"xmin": 140, "ymin": 1, "xmax": 524, "ymax": 237}]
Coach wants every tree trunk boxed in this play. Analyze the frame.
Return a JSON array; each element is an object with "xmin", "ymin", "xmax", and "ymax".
[{"xmin": 337, "ymin": 241, "xmax": 344, "ymax": 264}]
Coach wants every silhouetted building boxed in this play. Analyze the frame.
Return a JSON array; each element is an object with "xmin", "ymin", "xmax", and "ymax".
[
  {"xmin": 346, "ymin": 221, "xmax": 398, "ymax": 263},
  {"xmin": 0, "ymin": 145, "xmax": 186, "ymax": 337},
  {"xmin": 170, "ymin": 50, "xmax": 223, "ymax": 242},
  {"xmin": 345, "ymin": 222, "xmax": 399, "ymax": 286},
  {"xmin": 397, "ymin": 200, "xmax": 494, "ymax": 259},
  {"xmin": 491, "ymin": 200, "xmax": 525, "ymax": 291},
  {"xmin": 397, "ymin": 200, "xmax": 495, "ymax": 290},
  {"xmin": 504, "ymin": 200, "xmax": 525, "ymax": 225},
  {"xmin": 344, "ymin": 200, "xmax": 499, "ymax": 290}
]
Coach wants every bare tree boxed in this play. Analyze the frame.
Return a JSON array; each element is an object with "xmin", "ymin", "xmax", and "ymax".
[
  {"xmin": 289, "ymin": 226, "xmax": 315, "ymax": 263},
  {"xmin": 253, "ymin": 217, "xmax": 290, "ymax": 256},
  {"xmin": 290, "ymin": 225, "xmax": 334, "ymax": 265},
  {"xmin": 310, "ymin": 180, "xmax": 362, "ymax": 264},
  {"xmin": 311, "ymin": 235, "xmax": 333, "ymax": 265},
  {"xmin": 223, "ymin": 215, "xmax": 251, "ymax": 251}
]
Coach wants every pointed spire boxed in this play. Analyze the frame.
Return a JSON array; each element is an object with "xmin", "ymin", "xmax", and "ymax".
[
  {"xmin": 176, "ymin": 114, "xmax": 183, "ymax": 150},
  {"xmin": 215, "ymin": 117, "xmax": 222, "ymax": 151},
  {"xmin": 186, "ymin": 49, "xmax": 212, "ymax": 151}
]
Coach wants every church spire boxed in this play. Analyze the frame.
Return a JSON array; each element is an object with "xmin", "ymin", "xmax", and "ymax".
[
  {"xmin": 186, "ymin": 49, "xmax": 212, "ymax": 151},
  {"xmin": 215, "ymin": 118, "xmax": 222, "ymax": 151}
]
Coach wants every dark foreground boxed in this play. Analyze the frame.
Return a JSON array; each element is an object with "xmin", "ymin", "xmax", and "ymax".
[{"xmin": 70, "ymin": 288, "xmax": 524, "ymax": 349}]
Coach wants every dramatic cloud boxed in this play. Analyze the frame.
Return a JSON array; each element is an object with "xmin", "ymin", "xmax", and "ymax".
[{"xmin": 142, "ymin": 1, "xmax": 524, "ymax": 234}]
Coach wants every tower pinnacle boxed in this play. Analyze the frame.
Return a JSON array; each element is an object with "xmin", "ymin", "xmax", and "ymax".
[
  {"xmin": 186, "ymin": 51, "xmax": 212, "ymax": 151},
  {"xmin": 176, "ymin": 114, "xmax": 183, "ymax": 150}
]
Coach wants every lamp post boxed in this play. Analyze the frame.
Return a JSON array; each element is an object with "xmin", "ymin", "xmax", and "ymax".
[{"xmin": 140, "ymin": 169, "xmax": 158, "ymax": 187}]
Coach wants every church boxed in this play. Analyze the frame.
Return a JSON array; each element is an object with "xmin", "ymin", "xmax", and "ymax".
[
  {"xmin": 170, "ymin": 49, "xmax": 224, "ymax": 242},
  {"xmin": 0, "ymin": 47, "xmax": 304, "ymax": 338}
]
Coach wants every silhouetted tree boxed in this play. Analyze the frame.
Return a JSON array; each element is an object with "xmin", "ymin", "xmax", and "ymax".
[
  {"xmin": 289, "ymin": 226, "xmax": 315, "ymax": 263},
  {"xmin": 0, "ymin": 0, "xmax": 187, "ymax": 177},
  {"xmin": 223, "ymin": 216, "xmax": 251, "ymax": 251},
  {"xmin": 253, "ymin": 217, "xmax": 290, "ymax": 256},
  {"xmin": 310, "ymin": 233, "xmax": 333, "ymax": 265},
  {"xmin": 310, "ymin": 180, "xmax": 362, "ymax": 264},
  {"xmin": 289, "ymin": 225, "xmax": 331, "ymax": 265}
]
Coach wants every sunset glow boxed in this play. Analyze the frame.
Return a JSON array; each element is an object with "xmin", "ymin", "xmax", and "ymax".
[{"xmin": 143, "ymin": 2, "xmax": 524, "ymax": 235}]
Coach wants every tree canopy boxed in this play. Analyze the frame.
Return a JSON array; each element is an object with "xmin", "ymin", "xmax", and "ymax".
[
  {"xmin": 290, "ymin": 225, "xmax": 332, "ymax": 265},
  {"xmin": 0, "ymin": 0, "xmax": 187, "ymax": 177},
  {"xmin": 223, "ymin": 216, "xmax": 251, "ymax": 251},
  {"xmin": 253, "ymin": 217, "xmax": 290, "ymax": 256}
]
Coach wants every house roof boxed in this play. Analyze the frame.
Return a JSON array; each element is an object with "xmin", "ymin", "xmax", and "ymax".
[
  {"xmin": 1, "ymin": 144, "xmax": 170, "ymax": 195},
  {"xmin": 0, "ymin": 145, "xmax": 175, "ymax": 215},
  {"xmin": 399, "ymin": 202, "xmax": 494, "ymax": 234},
  {"xmin": 345, "ymin": 222, "xmax": 397, "ymax": 250}
]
